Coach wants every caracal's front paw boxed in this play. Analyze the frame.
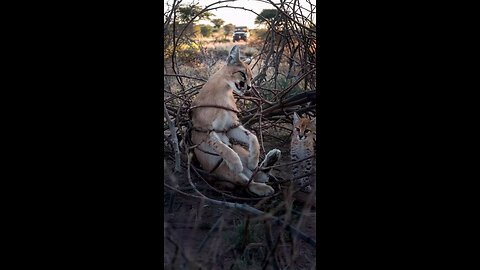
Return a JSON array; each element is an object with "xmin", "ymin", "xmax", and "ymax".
[
  {"xmin": 253, "ymin": 171, "xmax": 269, "ymax": 183},
  {"xmin": 248, "ymin": 183, "xmax": 274, "ymax": 196},
  {"xmin": 247, "ymin": 155, "xmax": 259, "ymax": 171},
  {"xmin": 227, "ymin": 156, "xmax": 244, "ymax": 173}
]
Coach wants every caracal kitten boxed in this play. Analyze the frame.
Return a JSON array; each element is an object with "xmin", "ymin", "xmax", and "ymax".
[{"xmin": 290, "ymin": 112, "xmax": 316, "ymax": 198}]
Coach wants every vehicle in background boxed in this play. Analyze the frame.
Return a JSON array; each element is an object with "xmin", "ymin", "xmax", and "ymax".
[{"xmin": 233, "ymin": 26, "xmax": 250, "ymax": 42}]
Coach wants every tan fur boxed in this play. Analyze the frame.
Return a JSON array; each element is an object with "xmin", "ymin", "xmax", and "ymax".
[
  {"xmin": 291, "ymin": 112, "xmax": 316, "ymax": 197},
  {"xmin": 190, "ymin": 46, "xmax": 280, "ymax": 196}
]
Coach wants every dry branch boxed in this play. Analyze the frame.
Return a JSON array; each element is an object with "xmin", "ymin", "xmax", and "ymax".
[{"xmin": 164, "ymin": 101, "xmax": 181, "ymax": 172}]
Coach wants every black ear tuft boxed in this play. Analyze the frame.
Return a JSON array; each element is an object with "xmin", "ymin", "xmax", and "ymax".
[{"xmin": 227, "ymin": 45, "xmax": 240, "ymax": 66}]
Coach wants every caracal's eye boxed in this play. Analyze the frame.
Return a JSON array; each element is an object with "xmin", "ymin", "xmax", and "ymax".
[
  {"xmin": 235, "ymin": 70, "xmax": 246, "ymax": 80},
  {"xmin": 305, "ymin": 129, "xmax": 311, "ymax": 134},
  {"xmin": 295, "ymin": 127, "xmax": 300, "ymax": 132}
]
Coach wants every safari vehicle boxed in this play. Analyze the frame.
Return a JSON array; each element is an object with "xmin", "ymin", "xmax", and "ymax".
[{"xmin": 232, "ymin": 26, "xmax": 250, "ymax": 42}]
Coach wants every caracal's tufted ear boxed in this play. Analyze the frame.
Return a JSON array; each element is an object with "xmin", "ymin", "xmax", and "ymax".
[
  {"xmin": 293, "ymin": 112, "xmax": 300, "ymax": 125},
  {"xmin": 227, "ymin": 45, "xmax": 240, "ymax": 66}
]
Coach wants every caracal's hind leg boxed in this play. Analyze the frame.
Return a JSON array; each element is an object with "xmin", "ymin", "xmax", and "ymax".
[
  {"xmin": 234, "ymin": 172, "xmax": 274, "ymax": 196},
  {"xmin": 227, "ymin": 126, "xmax": 260, "ymax": 170},
  {"xmin": 248, "ymin": 182, "xmax": 275, "ymax": 196},
  {"xmin": 216, "ymin": 164, "xmax": 274, "ymax": 196},
  {"xmin": 259, "ymin": 149, "xmax": 281, "ymax": 173},
  {"xmin": 253, "ymin": 149, "xmax": 282, "ymax": 183},
  {"xmin": 231, "ymin": 144, "xmax": 276, "ymax": 184}
]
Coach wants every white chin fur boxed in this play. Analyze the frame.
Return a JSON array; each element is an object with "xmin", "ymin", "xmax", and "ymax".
[
  {"xmin": 227, "ymin": 81, "xmax": 245, "ymax": 96},
  {"xmin": 234, "ymin": 88, "xmax": 245, "ymax": 96}
]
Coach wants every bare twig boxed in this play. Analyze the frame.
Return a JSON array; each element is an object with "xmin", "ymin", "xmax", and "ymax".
[{"xmin": 164, "ymin": 102, "xmax": 182, "ymax": 172}]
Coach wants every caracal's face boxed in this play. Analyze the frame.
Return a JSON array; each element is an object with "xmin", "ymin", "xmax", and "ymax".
[
  {"xmin": 293, "ymin": 112, "xmax": 316, "ymax": 141},
  {"xmin": 224, "ymin": 45, "xmax": 254, "ymax": 96}
]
